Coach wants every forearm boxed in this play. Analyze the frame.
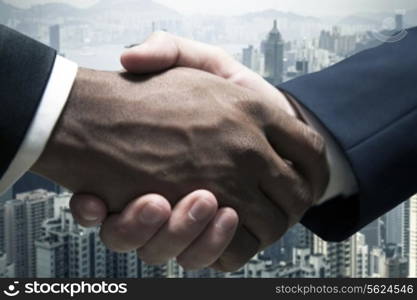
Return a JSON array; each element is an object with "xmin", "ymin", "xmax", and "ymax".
[{"xmin": 279, "ymin": 26, "xmax": 417, "ymax": 241}]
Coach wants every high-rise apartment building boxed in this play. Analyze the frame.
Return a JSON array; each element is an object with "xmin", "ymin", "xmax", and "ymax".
[
  {"xmin": 402, "ymin": 200, "xmax": 411, "ymax": 258},
  {"xmin": 327, "ymin": 233, "xmax": 369, "ymax": 278},
  {"xmin": 242, "ymin": 45, "xmax": 254, "ymax": 69},
  {"xmin": 4, "ymin": 190, "xmax": 55, "ymax": 277},
  {"xmin": 36, "ymin": 206, "xmax": 138, "ymax": 278},
  {"xmin": 395, "ymin": 13, "xmax": 404, "ymax": 31},
  {"xmin": 386, "ymin": 203, "xmax": 404, "ymax": 245},
  {"xmin": 409, "ymin": 196, "xmax": 417, "ymax": 277},
  {"xmin": 49, "ymin": 24, "xmax": 60, "ymax": 52},
  {"xmin": 361, "ymin": 218, "xmax": 383, "ymax": 249},
  {"xmin": 263, "ymin": 20, "xmax": 284, "ymax": 85}
]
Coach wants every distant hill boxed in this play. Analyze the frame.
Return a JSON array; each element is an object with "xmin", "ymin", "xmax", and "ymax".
[
  {"xmin": 1, "ymin": 0, "xmax": 180, "ymax": 22},
  {"xmin": 0, "ymin": 0, "xmax": 17, "ymax": 23},
  {"xmin": 240, "ymin": 9, "xmax": 319, "ymax": 23},
  {"xmin": 338, "ymin": 9, "xmax": 417, "ymax": 28},
  {"xmin": 338, "ymin": 15, "xmax": 380, "ymax": 26},
  {"xmin": 85, "ymin": 0, "xmax": 180, "ymax": 19}
]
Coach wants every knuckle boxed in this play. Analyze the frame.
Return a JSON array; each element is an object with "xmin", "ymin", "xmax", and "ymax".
[
  {"xmin": 295, "ymin": 184, "xmax": 315, "ymax": 210},
  {"xmin": 212, "ymin": 46, "xmax": 228, "ymax": 58},
  {"xmin": 304, "ymin": 126, "xmax": 327, "ymax": 158},
  {"xmin": 228, "ymin": 134, "xmax": 267, "ymax": 165},
  {"xmin": 112, "ymin": 219, "xmax": 132, "ymax": 239}
]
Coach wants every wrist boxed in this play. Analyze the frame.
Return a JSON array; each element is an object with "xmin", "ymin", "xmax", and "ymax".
[{"xmin": 30, "ymin": 68, "xmax": 91, "ymax": 180}]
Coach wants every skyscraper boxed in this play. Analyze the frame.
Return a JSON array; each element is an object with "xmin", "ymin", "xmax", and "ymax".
[
  {"xmin": 361, "ymin": 218, "xmax": 383, "ymax": 249},
  {"xmin": 327, "ymin": 233, "xmax": 370, "ymax": 278},
  {"xmin": 395, "ymin": 13, "xmax": 404, "ymax": 31},
  {"xmin": 0, "ymin": 253, "xmax": 14, "ymax": 278},
  {"xmin": 242, "ymin": 45, "xmax": 254, "ymax": 69},
  {"xmin": 49, "ymin": 24, "xmax": 60, "ymax": 52},
  {"xmin": 4, "ymin": 190, "xmax": 55, "ymax": 277},
  {"xmin": 263, "ymin": 20, "xmax": 284, "ymax": 85},
  {"xmin": 36, "ymin": 206, "xmax": 138, "ymax": 278},
  {"xmin": 402, "ymin": 200, "xmax": 411, "ymax": 258},
  {"xmin": 386, "ymin": 203, "xmax": 403, "ymax": 245},
  {"xmin": 409, "ymin": 196, "xmax": 417, "ymax": 277}
]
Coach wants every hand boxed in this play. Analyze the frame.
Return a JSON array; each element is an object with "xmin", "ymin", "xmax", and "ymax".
[
  {"xmin": 34, "ymin": 51, "xmax": 328, "ymax": 272},
  {"xmin": 71, "ymin": 190, "xmax": 238, "ymax": 269},
  {"xmin": 71, "ymin": 32, "xmax": 303, "ymax": 271}
]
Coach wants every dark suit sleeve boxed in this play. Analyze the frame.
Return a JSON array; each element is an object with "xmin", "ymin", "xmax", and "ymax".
[
  {"xmin": 279, "ymin": 27, "xmax": 417, "ymax": 242},
  {"xmin": 0, "ymin": 25, "xmax": 57, "ymax": 179}
]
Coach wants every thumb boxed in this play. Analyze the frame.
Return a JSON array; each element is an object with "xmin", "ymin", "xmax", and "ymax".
[
  {"xmin": 121, "ymin": 31, "xmax": 180, "ymax": 74},
  {"xmin": 121, "ymin": 31, "xmax": 238, "ymax": 77}
]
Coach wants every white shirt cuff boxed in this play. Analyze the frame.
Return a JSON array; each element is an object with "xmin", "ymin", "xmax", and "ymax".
[
  {"xmin": 0, "ymin": 56, "xmax": 78, "ymax": 194},
  {"xmin": 295, "ymin": 104, "xmax": 359, "ymax": 204}
]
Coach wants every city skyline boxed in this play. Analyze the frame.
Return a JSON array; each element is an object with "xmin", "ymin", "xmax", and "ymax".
[
  {"xmin": 4, "ymin": 0, "xmax": 417, "ymax": 18},
  {"xmin": 0, "ymin": 1, "xmax": 416, "ymax": 279}
]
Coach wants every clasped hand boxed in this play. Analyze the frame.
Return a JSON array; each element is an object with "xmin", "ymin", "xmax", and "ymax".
[{"xmin": 32, "ymin": 32, "xmax": 329, "ymax": 272}]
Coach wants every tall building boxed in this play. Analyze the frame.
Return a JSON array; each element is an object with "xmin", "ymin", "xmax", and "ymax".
[
  {"xmin": 369, "ymin": 247, "xmax": 387, "ymax": 277},
  {"xmin": 4, "ymin": 190, "xmax": 55, "ymax": 277},
  {"xmin": 184, "ymin": 267, "xmax": 223, "ymax": 278},
  {"xmin": 296, "ymin": 60, "xmax": 309, "ymax": 76},
  {"xmin": 49, "ymin": 24, "xmax": 60, "ymax": 52},
  {"xmin": 386, "ymin": 203, "xmax": 403, "ymax": 245},
  {"xmin": 263, "ymin": 20, "xmax": 284, "ymax": 85},
  {"xmin": 385, "ymin": 244, "xmax": 408, "ymax": 278},
  {"xmin": 395, "ymin": 13, "xmax": 404, "ymax": 31},
  {"xmin": 35, "ymin": 206, "xmax": 138, "ymax": 278},
  {"xmin": 166, "ymin": 259, "xmax": 183, "ymax": 278},
  {"xmin": 319, "ymin": 27, "xmax": 356, "ymax": 57},
  {"xmin": 0, "ymin": 253, "xmax": 14, "ymax": 278},
  {"xmin": 242, "ymin": 45, "xmax": 254, "ymax": 69},
  {"xmin": 327, "ymin": 233, "xmax": 369, "ymax": 278},
  {"xmin": 409, "ymin": 196, "xmax": 417, "ymax": 277},
  {"xmin": 106, "ymin": 250, "xmax": 138, "ymax": 278},
  {"xmin": 141, "ymin": 264, "xmax": 168, "ymax": 278},
  {"xmin": 361, "ymin": 218, "xmax": 383, "ymax": 249},
  {"xmin": 351, "ymin": 233, "xmax": 369, "ymax": 278},
  {"xmin": 402, "ymin": 200, "xmax": 411, "ymax": 257}
]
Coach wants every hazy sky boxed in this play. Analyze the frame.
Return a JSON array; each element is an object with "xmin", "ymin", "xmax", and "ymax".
[{"xmin": 5, "ymin": 0, "xmax": 417, "ymax": 16}]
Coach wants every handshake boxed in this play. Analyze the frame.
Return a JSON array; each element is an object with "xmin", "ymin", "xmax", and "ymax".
[{"xmin": 31, "ymin": 32, "xmax": 329, "ymax": 272}]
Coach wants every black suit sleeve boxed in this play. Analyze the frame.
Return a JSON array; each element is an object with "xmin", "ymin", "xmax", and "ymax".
[
  {"xmin": 0, "ymin": 25, "xmax": 57, "ymax": 179},
  {"xmin": 279, "ymin": 27, "xmax": 417, "ymax": 242}
]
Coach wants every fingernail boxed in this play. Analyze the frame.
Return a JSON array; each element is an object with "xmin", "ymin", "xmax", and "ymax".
[
  {"xmin": 140, "ymin": 203, "xmax": 164, "ymax": 225},
  {"xmin": 82, "ymin": 214, "xmax": 99, "ymax": 222},
  {"xmin": 126, "ymin": 43, "xmax": 147, "ymax": 53},
  {"xmin": 215, "ymin": 211, "xmax": 236, "ymax": 231},
  {"xmin": 189, "ymin": 198, "xmax": 212, "ymax": 222}
]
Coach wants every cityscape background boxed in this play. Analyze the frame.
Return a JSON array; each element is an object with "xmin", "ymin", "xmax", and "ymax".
[{"xmin": 0, "ymin": 0, "xmax": 416, "ymax": 278}]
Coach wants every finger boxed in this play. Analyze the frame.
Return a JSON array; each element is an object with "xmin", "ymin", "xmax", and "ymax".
[
  {"xmin": 264, "ymin": 109, "xmax": 329, "ymax": 200},
  {"xmin": 210, "ymin": 226, "xmax": 260, "ymax": 272},
  {"xmin": 99, "ymin": 194, "xmax": 171, "ymax": 252},
  {"xmin": 121, "ymin": 31, "xmax": 239, "ymax": 78},
  {"xmin": 259, "ymin": 141, "xmax": 312, "ymax": 225},
  {"xmin": 121, "ymin": 31, "xmax": 295, "ymax": 116},
  {"xmin": 176, "ymin": 207, "xmax": 238, "ymax": 270},
  {"xmin": 137, "ymin": 190, "xmax": 218, "ymax": 265},
  {"xmin": 70, "ymin": 194, "xmax": 107, "ymax": 227},
  {"xmin": 243, "ymin": 190, "xmax": 290, "ymax": 250}
]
